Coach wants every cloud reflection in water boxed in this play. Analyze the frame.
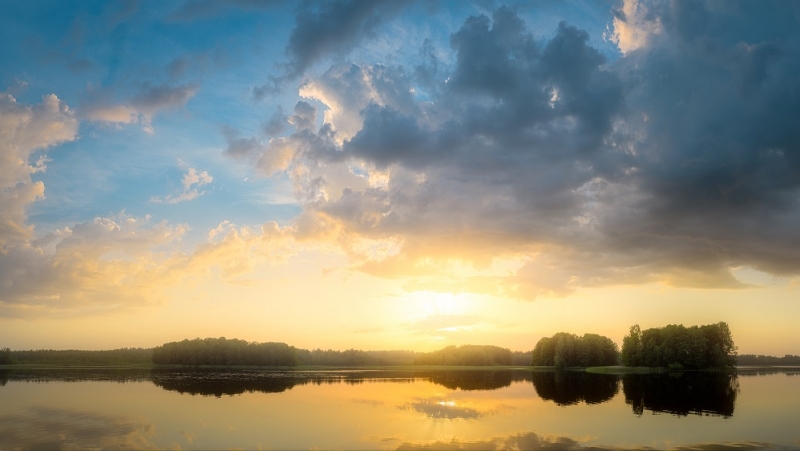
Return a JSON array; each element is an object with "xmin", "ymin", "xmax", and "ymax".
[
  {"xmin": 0, "ymin": 406, "xmax": 157, "ymax": 450},
  {"xmin": 396, "ymin": 432, "xmax": 791, "ymax": 451},
  {"xmin": 402, "ymin": 398, "xmax": 483, "ymax": 419}
]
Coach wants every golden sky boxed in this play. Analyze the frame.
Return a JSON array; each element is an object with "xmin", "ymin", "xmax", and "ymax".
[{"xmin": 1, "ymin": 1, "xmax": 799, "ymax": 355}]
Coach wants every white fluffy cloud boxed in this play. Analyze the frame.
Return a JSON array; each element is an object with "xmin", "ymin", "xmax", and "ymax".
[
  {"xmin": 151, "ymin": 166, "xmax": 214, "ymax": 204},
  {"xmin": 0, "ymin": 94, "xmax": 268, "ymax": 317},
  {"xmin": 609, "ymin": 0, "xmax": 664, "ymax": 53},
  {"xmin": 0, "ymin": 214, "xmax": 189, "ymax": 317},
  {"xmin": 0, "ymin": 93, "xmax": 78, "ymax": 248}
]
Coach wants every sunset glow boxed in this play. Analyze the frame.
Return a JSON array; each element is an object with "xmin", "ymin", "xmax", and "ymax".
[{"xmin": 2, "ymin": 1, "xmax": 800, "ymax": 356}]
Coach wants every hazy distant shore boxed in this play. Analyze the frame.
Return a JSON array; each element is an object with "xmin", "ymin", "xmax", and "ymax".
[{"xmin": 2, "ymin": 363, "xmax": 798, "ymax": 372}]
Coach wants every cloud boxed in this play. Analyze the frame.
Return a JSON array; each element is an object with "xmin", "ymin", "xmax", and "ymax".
[
  {"xmin": 604, "ymin": 0, "xmax": 800, "ymax": 278},
  {"xmin": 0, "ymin": 98, "xmax": 318, "ymax": 318},
  {"xmin": 151, "ymin": 165, "xmax": 214, "ymax": 204},
  {"xmin": 0, "ymin": 213, "xmax": 190, "ymax": 318},
  {"xmin": 0, "ymin": 93, "xmax": 78, "ymax": 249},
  {"xmin": 0, "ymin": 207, "xmax": 324, "ymax": 318},
  {"xmin": 0, "ymin": 94, "xmax": 185, "ymax": 317},
  {"xmin": 285, "ymin": 0, "xmax": 409, "ymax": 77},
  {"xmin": 83, "ymin": 83, "xmax": 197, "ymax": 133},
  {"xmin": 609, "ymin": 0, "xmax": 664, "ymax": 53},
  {"xmin": 0, "ymin": 93, "xmax": 316, "ymax": 318},
  {"xmin": 228, "ymin": 3, "xmax": 800, "ymax": 298},
  {"xmin": 253, "ymin": 0, "xmax": 412, "ymax": 98}
]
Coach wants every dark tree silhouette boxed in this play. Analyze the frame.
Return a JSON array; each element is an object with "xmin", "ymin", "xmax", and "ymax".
[
  {"xmin": 621, "ymin": 322, "xmax": 737, "ymax": 369},
  {"xmin": 151, "ymin": 338, "xmax": 298, "ymax": 366},
  {"xmin": 0, "ymin": 348, "xmax": 12, "ymax": 365},
  {"xmin": 530, "ymin": 333, "xmax": 619, "ymax": 368}
]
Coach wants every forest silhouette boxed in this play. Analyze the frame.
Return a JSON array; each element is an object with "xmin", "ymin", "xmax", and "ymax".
[{"xmin": 0, "ymin": 322, "xmax": 761, "ymax": 370}]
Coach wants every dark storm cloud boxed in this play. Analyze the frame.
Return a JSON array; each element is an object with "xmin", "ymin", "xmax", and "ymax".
[
  {"xmin": 236, "ymin": 2, "xmax": 800, "ymax": 293},
  {"xmin": 606, "ymin": 0, "xmax": 800, "ymax": 277},
  {"xmin": 284, "ymin": 0, "xmax": 411, "ymax": 78},
  {"xmin": 343, "ymin": 9, "xmax": 625, "ymax": 175},
  {"xmin": 252, "ymin": 0, "xmax": 412, "ymax": 99},
  {"xmin": 325, "ymin": 8, "xmax": 625, "ymax": 242},
  {"xmin": 346, "ymin": 104, "xmax": 431, "ymax": 168}
]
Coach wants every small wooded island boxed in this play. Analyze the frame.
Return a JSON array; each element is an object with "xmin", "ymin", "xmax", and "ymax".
[
  {"xmin": 0, "ymin": 321, "xmax": 770, "ymax": 369},
  {"xmin": 620, "ymin": 322, "xmax": 736, "ymax": 370}
]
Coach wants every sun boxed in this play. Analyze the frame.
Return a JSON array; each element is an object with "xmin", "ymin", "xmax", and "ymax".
[{"xmin": 410, "ymin": 291, "xmax": 470, "ymax": 317}]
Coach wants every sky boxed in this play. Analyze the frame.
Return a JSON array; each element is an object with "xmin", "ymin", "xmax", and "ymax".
[{"xmin": 2, "ymin": 0, "xmax": 800, "ymax": 354}]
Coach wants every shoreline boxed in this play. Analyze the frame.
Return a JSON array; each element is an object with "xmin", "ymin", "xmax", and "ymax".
[{"xmin": 3, "ymin": 363, "xmax": 797, "ymax": 371}]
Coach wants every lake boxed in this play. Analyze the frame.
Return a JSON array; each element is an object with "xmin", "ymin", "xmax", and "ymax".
[{"xmin": 1, "ymin": 368, "xmax": 799, "ymax": 450}]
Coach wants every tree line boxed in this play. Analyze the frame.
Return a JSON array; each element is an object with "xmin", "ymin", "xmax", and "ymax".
[
  {"xmin": 412, "ymin": 345, "xmax": 513, "ymax": 366},
  {"xmin": 621, "ymin": 322, "xmax": 736, "ymax": 369},
  {"xmin": 0, "ymin": 347, "xmax": 151, "ymax": 366},
  {"xmin": 0, "ymin": 348, "xmax": 12, "ymax": 364},
  {"xmin": 151, "ymin": 338, "xmax": 298, "ymax": 366},
  {"xmin": 297, "ymin": 349, "xmax": 417, "ymax": 366},
  {"xmin": 150, "ymin": 340, "xmax": 526, "ymax": 367},
  {"xmin": 737, "ymin": 354, "xmax": 800, "ymax": 366},
  {"xmin": 0, "ymin": 322, "xmax": 742, "ymax": 369},
  {"xmin": 530, "ymin": 333, "xmax": 619, "ymax": 368}
]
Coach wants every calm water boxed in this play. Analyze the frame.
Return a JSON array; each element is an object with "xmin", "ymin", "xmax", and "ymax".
[{"xmin": 1, "ymin": 368, "xmax": 799, "ymax": 450}]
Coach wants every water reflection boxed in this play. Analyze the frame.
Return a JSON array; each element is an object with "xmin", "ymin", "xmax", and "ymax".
[
  {"xmin": 402, "ymin": 398, "xmax": 483, "ymax": 419},
  {"xmin": 426, "ymin": 370, "xmax": 529, "ymax": 391},
  {"xmin": 151, "ymin": 370, "xmax": 534, "ymax": 396},
  {"xmin": 396, "ymin": 431, "xmax": 585, "ymax": 450},
  {"xmin": 737, "ymin": 368, "xmax": 800, "ymax": 377},
  {"xmin": 0, "ymin": 368, "xmax": 533, "ymax": 397},
  {"xmin": 1, "ymin": 368, "xmax": 742, "ymax": 419},
  {"xmin": 2, "ymin": 368, "xmax": 799, "ymax": 449},
  {"xmin": 0, "ymin": 406, "xmax": 157, "ymax": 450},
  {"xmin": 0, "ymin": 368, "xmax": 150, "ymax": 384},
  {"xmin": 622, "ymin": 372, "xmax": 739, "ymax": 417},
  {"xmin": 530, "ymin": 371, "xmax": 619, "ymax": 406},
  {"xmin": 396, "ymin": 433, "xmax": 785, "ymax": 451},
  {"xmin": 151, "ymin": 370, "xmax": 319, "ymax": 397}
]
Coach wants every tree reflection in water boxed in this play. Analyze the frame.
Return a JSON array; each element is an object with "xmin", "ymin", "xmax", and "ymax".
[
  {"xmin": 1, "ymin": 368, "xmax": 741, "ymax": 418},
  {"xmin": 426, "ymin": 370, "xmax": 529, "ymax": 391},
  {"xmin": 150, "ymin": 369, "xmax": 531, "ymax": 396},
  {"xmin": 530, "ymin": 371, "xmax": 619, "ymax": 405},
  {"xmin": 622, "ymin": 372, "xmax": 739, "ymax": 417},
  {"xmin": 529, "ymin": 370, "xmax": 740, "ymax": 418}
]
